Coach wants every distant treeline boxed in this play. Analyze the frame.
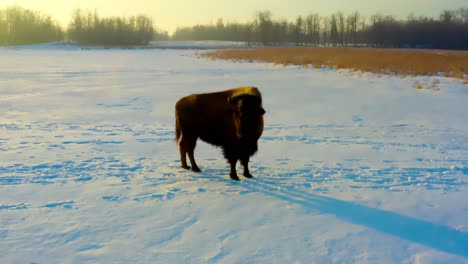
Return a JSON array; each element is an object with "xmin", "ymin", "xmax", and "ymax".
[
  {"xmin": 0, "ymin": 6, "xmax": 169, "ymax": 46},
  {"xmin": 1, "ymin": 5, "xmax": 468, "ymax": 49},
  {"xmin": 67, "ymin": 10, "xmax": 155, "ymax": 45},
  {"xmin": 173, "ymin": 9, "xmax": 468, "ymax": 50},
  {"xmin": 0, "ymin": 6, "xmax": 63, "ymax": 45}
]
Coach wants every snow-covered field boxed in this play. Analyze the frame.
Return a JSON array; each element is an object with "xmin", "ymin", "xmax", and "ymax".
[{"xmin": 0, "ymin": 44, "xmax": 467, "ymax": 263}]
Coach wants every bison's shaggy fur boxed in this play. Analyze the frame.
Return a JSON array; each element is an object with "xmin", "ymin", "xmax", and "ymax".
[{"xmin": 175, "ymin": 86, "xmax": 265, "ymax": 181}]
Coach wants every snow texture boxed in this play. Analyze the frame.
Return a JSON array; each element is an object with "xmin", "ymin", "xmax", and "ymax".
[{"xmin": 0, "ymin": 43, "xmax": 467, "ymax": 263}]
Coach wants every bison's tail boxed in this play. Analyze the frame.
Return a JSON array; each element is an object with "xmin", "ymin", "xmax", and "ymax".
[{"xmin": 175, "ymin": 114, "xmax": 181, "ymax": 145}]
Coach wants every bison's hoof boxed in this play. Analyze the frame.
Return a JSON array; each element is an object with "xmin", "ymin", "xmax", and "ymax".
[
  {"xmin": 181, "ymin": 165, "xmax": 190, "ymax": 170},
  {"xmin": 230, "ymin": 175, "xmax": 240, "ymax": 181},
  {"xmin": 192, "ymin": 167, "xmax": 201, "ymax": 173},
  {"xmin": 244, "ymin": 173, "xmax": 253, "ymax": 178}
]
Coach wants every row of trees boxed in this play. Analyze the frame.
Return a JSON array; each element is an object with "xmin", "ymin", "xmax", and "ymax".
[
  {"xmin": 0, "ymin": 6, "xmax": 168, "ymax": 46},
  {"xmin": 67, "ymin": 9, "xmax": 155, "ymax": 45},
  {"xmin": 367, "ymin": 11, "xmax": 468, "ymax": 49},
  {"xmin": 0, "ymin": 6, "xmax": 63, "ymax": 45},
  {"xmin": 173, "ymin": 8, "xmax": 468, "ymax": 50},
  {"xmin": 1, "ymin": 5, "xmax": 467, "ymax": 49}
]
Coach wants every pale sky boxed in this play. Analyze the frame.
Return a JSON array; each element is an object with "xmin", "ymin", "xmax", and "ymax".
[{"xmin": 1, "ymin": 0, "xmax": 466, "ymax": 33}]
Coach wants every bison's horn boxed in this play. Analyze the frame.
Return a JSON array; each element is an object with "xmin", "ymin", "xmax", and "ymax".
[
  {"xmin": 259, "ymin": 107, "xmax": 266, "ymax": 115},
  {"xmin": 228, "ymin": 94, "xmax": 244, "ymax": 105}
]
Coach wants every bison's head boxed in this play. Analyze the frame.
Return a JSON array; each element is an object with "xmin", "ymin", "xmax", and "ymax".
[{"xmin": 228, "ymin": 94, "xmax": 265, "ymax": 140}]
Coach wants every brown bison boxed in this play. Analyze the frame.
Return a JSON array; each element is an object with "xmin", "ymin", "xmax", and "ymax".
[{"xmin": 175, "ymin": 86, "xmax": 265, "ymax": 181}]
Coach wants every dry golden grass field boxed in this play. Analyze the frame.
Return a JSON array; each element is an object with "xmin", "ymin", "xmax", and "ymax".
[{"xmin": 202, "ymin": 47, "xmax": 468, "ymax": 83}]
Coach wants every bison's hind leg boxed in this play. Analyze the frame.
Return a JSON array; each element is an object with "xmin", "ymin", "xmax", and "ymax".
[
  {"xmin": 179, "ymin": 134, "xmax": 201, "ymax": 172},
  {"xmin": 178, "ymin": 143, "xmax": 190, "ymax": 170},
  {"xmin": 188, "ymin": 148, "xmax": 201, "ymax": 172}
]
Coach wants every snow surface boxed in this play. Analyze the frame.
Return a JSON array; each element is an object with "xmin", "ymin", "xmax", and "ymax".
[{"xmin": 0, "ymin": 44, "xmax": 467, "ymax": 263}]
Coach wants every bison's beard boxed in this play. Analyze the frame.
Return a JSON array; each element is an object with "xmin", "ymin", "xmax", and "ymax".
[{"xmin": 239, "ymin": 137, "xmax": 259, "ymax": 157}]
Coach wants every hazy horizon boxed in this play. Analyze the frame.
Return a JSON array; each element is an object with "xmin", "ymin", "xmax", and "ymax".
[{"xmin": 1, "ymin": 0, "xmax": 466, "ymax": 33}]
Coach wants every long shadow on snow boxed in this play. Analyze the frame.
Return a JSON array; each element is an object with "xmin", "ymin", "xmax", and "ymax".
[{"xmin": 201, "ymin": 171, "xmax": 468, "ymax": 258}]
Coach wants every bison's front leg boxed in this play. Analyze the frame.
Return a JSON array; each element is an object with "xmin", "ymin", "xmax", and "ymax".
[
  {"xmin": 240, "ymin": 155, "xmax": 253, "ymax": 178},
  {"xmin": 229, "ymin": 159, "xmax": 240, "ymax": 181},
  {"xmin": 224, "ymin": 146, "xmax": 240, "ymax": 181}
]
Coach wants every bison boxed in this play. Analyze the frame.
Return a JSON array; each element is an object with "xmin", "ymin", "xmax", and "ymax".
[{"xmin": 175, "ymin": 86, "xmax": 265, "ymax": 181}]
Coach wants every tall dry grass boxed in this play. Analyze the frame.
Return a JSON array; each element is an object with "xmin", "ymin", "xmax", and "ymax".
[{"xmin": 202, "ymin": 47, "xmax": 468, "ymax": 82}]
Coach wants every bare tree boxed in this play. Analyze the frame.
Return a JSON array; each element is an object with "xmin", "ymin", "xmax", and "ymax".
[
  {"xmin": 440, "ymin": 10, "xmax": 455, "ymax": 23},
  {"xmin": 255, "ymin": 10, "xmax": 273, "ymax": 45},
  {"xmin": 293, "ymin": 16, "xmax": 304, "ymax": 46},
  {"xmin": 322, "ymin": 17, "xmax": 329, "ymax": 46},
  {"xmin": 337, "ymin": 12, "xmax": 345, "ymax": 46},
  {"xmin": 329, "ymin": 14, "xmax": 339, "ymax": 46},
  {"xmin": 303, "ymin": 13, "xmax": 321, "ymax": 46},
  {"xmin": 347, "ymin": 11, "xmax": 360, "ymax": 46},
  {"xmin": 305, "ymin": 14, "xmax": 313, "ymax": 45}
]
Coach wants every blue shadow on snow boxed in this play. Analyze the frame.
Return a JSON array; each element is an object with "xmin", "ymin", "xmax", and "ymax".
[{"xmin": 204, "ymin": 172, "xmax": 468, "ymax": 258}]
